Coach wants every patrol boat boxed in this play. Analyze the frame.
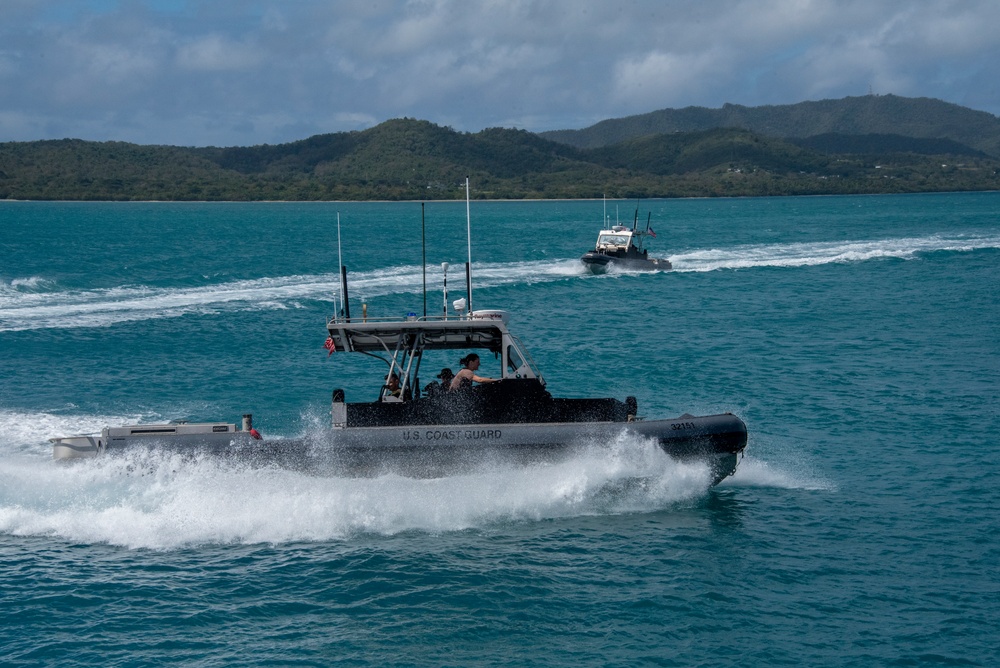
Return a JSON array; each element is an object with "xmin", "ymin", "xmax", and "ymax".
[
  {"xmin": 49, "ymin": 305, "xmax": 747, "ymax": 484},
  {"xmin": 580, "ymin": 210, "xmax": 672, "ymax": 274}
]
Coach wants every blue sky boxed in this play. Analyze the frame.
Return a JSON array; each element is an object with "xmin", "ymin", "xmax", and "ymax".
[{"xmin": 2, "ymin": 0, "xmax": 999, "ymax": 147}]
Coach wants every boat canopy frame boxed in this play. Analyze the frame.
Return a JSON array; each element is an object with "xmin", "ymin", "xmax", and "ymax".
[{"xmin": 326, "ymin": 315, "xmax": 544, "ymax": 400}]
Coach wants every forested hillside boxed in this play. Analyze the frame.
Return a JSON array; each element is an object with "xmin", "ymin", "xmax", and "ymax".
[
  {"xmin": 540, "ymin": 95, "xmax": 1000, "ymax": 158},
  {"xmin": 1, "ymin": 102, "xmax": 998, "ymax": 201}
]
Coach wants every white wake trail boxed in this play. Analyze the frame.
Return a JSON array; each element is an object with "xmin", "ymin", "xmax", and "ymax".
[
  {"xmin": 3, "ymin": 232, "xmax": 997, "ymax": 331},
  {"xmin": 668, "ymin": 233, "xmax": 1000, "ymax": 272}
]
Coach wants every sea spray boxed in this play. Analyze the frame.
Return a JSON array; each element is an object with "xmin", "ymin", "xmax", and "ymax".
[{"xmin": 0, "ymin": 432, "xmax": 719, "ymax": 550}]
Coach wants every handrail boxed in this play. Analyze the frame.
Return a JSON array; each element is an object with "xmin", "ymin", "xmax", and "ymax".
[{"xmin": 327, "ymin": 313, "xmax": 497, "ymax": 326}]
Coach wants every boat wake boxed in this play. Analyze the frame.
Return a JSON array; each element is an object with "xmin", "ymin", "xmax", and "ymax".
[
  {"xmin": 1, "ymin": 418, "xmax": 718, "ymax": 549},
  {"xmin": 3, "ymin": 232, "xmax": 996, "ymax": 331},
  {"xmin": 668, "ymin": 232, "xmax": 1000, "ymax": 273},
  {"xmin": 0, "ymin": 262, "xmax": 586, "ymax": 332}
]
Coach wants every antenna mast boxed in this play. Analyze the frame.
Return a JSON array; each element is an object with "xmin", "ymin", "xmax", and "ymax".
[
  {"xmin": 337, "ymin": 213, "xmax": 350, "ymax": 321},
  {"xmin": 465, "ymin": 176, "xmax": 472, "ymax": 316},
  {"xmin": 442, "ymin": 262, "xmax": 449, "ymax": 318},
  {"xmin": 337, "ymin": 212, "xmax": 344, "ymax": 317},
  {"xmin": 421, "ymin": 202, "xmax": 427, "ymax": 318}
]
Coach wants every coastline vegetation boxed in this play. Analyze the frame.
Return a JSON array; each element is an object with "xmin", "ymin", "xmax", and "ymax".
[{"xmin": 2, "ymin": 96, "xmax": 999, "ymax": 201}]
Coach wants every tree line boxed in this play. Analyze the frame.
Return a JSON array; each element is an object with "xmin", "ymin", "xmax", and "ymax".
[{"xmin": 1, "ymin": 117, "xmax": 998, "ymax": 201}]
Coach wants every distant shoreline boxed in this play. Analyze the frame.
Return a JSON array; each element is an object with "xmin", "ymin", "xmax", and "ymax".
[
  {"xmin": 2, "ymin": 190, "xmax": 999, "ymax": 205},
  {"xmin": 3, "ymin": 111, "xmax": 998, "ymax": 202}
]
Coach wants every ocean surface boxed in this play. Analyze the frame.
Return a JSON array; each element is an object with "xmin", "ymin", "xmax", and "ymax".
[{"xmin": 1, "ymin": 193, "xmax": 998, "ymax": 666}]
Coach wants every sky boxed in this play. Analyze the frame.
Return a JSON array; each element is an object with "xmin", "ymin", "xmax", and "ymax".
[{"xmin": 2, "ymin": 0, "xmax": 999, "ymax": 147}]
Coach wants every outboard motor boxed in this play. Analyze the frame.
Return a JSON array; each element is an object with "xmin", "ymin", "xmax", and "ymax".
[
  {"xmin": 242, "ymin": 413, "xmax": 262, "ymax": 439},
  {"xmin": 332, "ymin": 389, "xmax": 347, "ymax": 428}
]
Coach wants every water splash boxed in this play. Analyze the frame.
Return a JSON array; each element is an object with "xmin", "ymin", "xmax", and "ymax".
[
  {"xmin": 0, "ymin": 429, "xmax": 715, "ymax": 550},
  {"xmin": 721, "ymin": 455, "xmax": 835, "ymax": 491},
  {"xmin": 0, "ymin": 408, "xmax": 158, "ymax": 457}
]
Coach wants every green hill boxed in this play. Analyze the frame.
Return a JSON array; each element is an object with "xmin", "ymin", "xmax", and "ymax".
[
  {"xmin": 1, "ymin": 114, "xmax": 998, "ymax": 201},
  {"xmin": 0, "ymin": 121, "xmax": 615, "ymax": 200},
  {"xmin": 540, "ymin": 95, "xmax": 1000, "ymax": 158},
  {"xmin": 789, "ymin": 133, "xmax": 988, "ymax": 157},
  {"xmin": 583, "ymin": 128, "xmax": 831, "ymax": 175}
]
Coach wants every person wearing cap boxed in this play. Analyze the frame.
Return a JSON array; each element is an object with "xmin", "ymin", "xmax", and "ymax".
[{"xmin": 424, "ymin": 368, "xmax": 454, "ymax": 397}]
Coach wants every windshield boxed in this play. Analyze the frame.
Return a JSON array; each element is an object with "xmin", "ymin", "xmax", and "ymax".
[
  {"xmin": 507, "ymin": 344, "xmax": 524, "ymax": 375},
  {"xmin": 598, "ymin": 234, "xmax": 629, "ymax": 246},
  {"xmin": 506, "ymin": 335, "xmax": 543, "ymax": 383}
]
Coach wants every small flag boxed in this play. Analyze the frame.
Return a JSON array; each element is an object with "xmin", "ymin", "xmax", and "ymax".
[
  {"xmin": 648, "ymin": 227, "xmax": 656, "ymax": 238},
  {"xmin": 323, "ymin": 336, "xmax": 336, "ymax": 356}
]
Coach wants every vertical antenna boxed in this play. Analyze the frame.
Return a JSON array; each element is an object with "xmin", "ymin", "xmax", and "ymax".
[
  {"xmin": 465, "ymin": 176, "xmax": 472, "ymax": 315},
  {"xmin": 337, "ymin": 212, "xmax": 345, "ymax": 318},
  {"xmin": 421, "ymin": 202, "xmax": 427, "ymax": 318},
  {"xmin": 603, "ymin": 194, "xmax": 607, "ymax": 230},
  {"xmin": 341, "ymin": 265, "xmax": 351, "ymax": 322},
  {"xmin": 442, "ymin": 262, "xmax": 449, "ymax": 319}
]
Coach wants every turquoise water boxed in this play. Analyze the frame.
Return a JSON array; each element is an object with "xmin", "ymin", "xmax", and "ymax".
[{"xmin": 1, "ymin": 193, "xmax": 999, "ymax": 665}]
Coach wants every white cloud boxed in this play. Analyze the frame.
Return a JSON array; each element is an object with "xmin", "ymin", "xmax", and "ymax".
[
  {"xmin": 1, "ymin": 0, "xmax": 999, "ymax": 145},
  {"xmin": 612, "ymin": 48, "xmax": 732, "ymax": 110}
]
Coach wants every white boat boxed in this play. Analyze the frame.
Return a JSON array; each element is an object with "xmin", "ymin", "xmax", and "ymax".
[{"xmin": 581, "ymin": 206, "xmax": 672, "ymax": 273}]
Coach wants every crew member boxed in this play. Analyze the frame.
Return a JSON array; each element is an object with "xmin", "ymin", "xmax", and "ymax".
[{"xmin": 450, "ymin": 354, "xmax": 497, "ymax": 391}]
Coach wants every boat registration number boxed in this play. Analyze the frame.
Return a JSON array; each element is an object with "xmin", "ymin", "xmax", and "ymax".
[{"xmin": 670, "ymin": 422, "xmax": 697, "ymax": 430}]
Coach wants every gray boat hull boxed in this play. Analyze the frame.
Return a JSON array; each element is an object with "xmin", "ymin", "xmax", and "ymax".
[
  {"xmin": 52, "ymin": 413, "xmax": 746, "ymax": 485},
  {"xmin": 580, "ymin": 251, "xmax": 672, "ymax": 274}
]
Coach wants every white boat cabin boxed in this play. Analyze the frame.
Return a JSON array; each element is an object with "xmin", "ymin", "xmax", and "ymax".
[{"xmin": 594, "ymin": 225, "xmax": 648, "ymax": 253}]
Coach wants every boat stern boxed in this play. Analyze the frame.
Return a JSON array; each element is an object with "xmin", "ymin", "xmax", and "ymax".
[{"xmin": 50, "ymin": 434, "xmax": 105, "ymax": 459}]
